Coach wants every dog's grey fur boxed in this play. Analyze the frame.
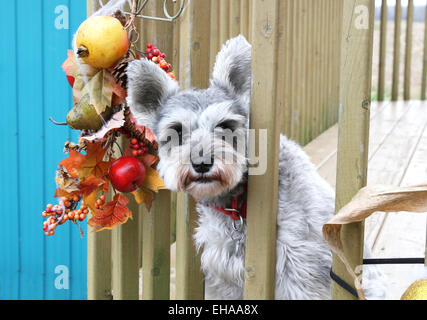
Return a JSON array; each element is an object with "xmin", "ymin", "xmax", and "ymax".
[{"xmin": 127, "ymin": 35, "xmax": 386, "ymax": 300}]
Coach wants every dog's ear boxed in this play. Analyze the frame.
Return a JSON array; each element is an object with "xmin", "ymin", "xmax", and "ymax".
[
  {"xmin": 126, "ymin": 59, "xmax": 179, "ymax": 128},
  {"xmin": 211, "ymin": 35, "xmax": 252, "ymax": 104}
]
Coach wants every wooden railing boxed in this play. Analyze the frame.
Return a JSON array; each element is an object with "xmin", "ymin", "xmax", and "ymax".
[
  {"xmin": 86, "ymin": 0, "xmax": 375, "ymax": 300},
  {"xmin": 376, "ymin": 0, "xmax": 427, "ymax": 101}
]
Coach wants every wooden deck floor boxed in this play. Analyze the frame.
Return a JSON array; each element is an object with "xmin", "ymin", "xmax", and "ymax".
[{"xmin": 304, "ymin": 100, "xmax": 427, "ymax": 300}]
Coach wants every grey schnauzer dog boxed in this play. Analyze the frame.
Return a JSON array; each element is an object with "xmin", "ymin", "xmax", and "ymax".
[{"xmin": 126, "ymin": 35, "xmax": 386, "ymax": 300}]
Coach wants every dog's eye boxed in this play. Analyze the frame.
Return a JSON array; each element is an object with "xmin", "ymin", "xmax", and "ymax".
[
  {"xmin": 170, "ymin": 123, "xmax": 183, "ymax": 145},
  {"xmin": 216, "ymin": 120, "xmax": 236, "ymax": 131}
]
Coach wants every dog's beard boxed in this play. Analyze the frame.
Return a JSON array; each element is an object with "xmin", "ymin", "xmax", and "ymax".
[{"xmin": 157, "ymin": 139, "xmax": 247, "ymax": 199}]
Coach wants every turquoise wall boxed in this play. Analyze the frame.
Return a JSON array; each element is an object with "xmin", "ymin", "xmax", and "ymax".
[{"xmin": 0, "ymin": 0, "xmax": 87, "ymax": 299}]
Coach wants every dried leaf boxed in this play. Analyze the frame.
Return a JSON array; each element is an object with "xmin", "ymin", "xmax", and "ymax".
[
  {"xmin": 83, "ymin": 188, "xmax": 101, "ymax": 212},
  {"xmin": 77, "ymin": 70, "xmax": 113, "ymax": 115},
  {"xmin": 62, "ymin": 50, "xmax": 98, "ymax": 80},
  {"xmin": 322, "ymin": 184, "xmax": 427, "ymax": 300},
  {"xmin": 78, "ymin": 142, "xmax": 115, "ymax": 180},
  {"xmin": 132, "ymin": 187, "xmax": 155, "ymax": 211},
  {"xmin": 142, "ymin": 166, "xmax": 166, "ymax": 193},
  {"xmin": 78, "ymin": 174, "xmax": 105, "ymax": 196},
  {"xmin": 58, "ymin": 149, "xmax": 87, "ymax": 178},
  {"xmin": 55, "ymin": 165, "xmax": 80, "ymax": 193},
  {"xmin": 81, "ymin": 110, "xmax": 125, "ymax": 142},
  {"xmin": 88, "ymin": 193, "xmax": 132, "ymax": 232}
]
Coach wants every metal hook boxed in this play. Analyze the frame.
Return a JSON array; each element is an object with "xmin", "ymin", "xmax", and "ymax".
[
  {"xmin": 98, "ymin": 0, "xmax": 186, "ymax": 22},
  {"xmin": 232, "ymin": 214, "xmax": 245, "ymax": 233}
]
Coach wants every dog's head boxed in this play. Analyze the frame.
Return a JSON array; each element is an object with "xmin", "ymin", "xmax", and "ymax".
[{"xmin": 126, "ymin": 35, "xmax": 251, "ymax": 200}]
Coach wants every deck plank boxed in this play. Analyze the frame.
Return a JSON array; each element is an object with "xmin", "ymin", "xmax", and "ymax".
[
  {"xmin": 304, "ymin": 100, "xmax": 427, "ymax": 300},
  {"xmin": 368, "ymin": 101, "xmax": 427, "ymax": 299},
  {"xmin": 366, "ymin": 101, "xmax": 427, "ymax": 247}
]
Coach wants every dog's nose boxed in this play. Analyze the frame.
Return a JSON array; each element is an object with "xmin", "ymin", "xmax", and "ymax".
[{"xmin": 192, "ymin": 161, "xmax": 213, "ymax": 174}]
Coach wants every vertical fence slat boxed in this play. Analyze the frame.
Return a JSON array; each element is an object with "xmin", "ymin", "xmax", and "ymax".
[
  {"xmin": 175, "ymin": 195, "xmax": 204, "ymax": 299},
  {"xmin": 112, "ymin": 202, "xmax": 140, "ymax": 299},
  {"xmin": 219, "ymin": 0, "xmax": 230, "ymax": 45},
  {"xmin": 421, "ymin": 4, "xmax": 427, "ymax": 100},
  {"xmin": 229, "ymin": 0, "xmax": 240, "ymax": 37},
  {"xmin": 142, "ymin": 191, "xmax": 171, "ymax": 299},
  {"xmin": 378, "ymin": 0, "xmax": 388, "ymax": 101},
  {"xmin": 244, "ymin": 0, "xmax": 280, "ymax": 300},
  {"xmin": 332, "ymin": 0, "xmax": 374, "ymax": 300},
  {"xmin": 137, "ymin": 1, "xmax": 175, "ymax": 300},
  {"xmin": 240, "ymin": 0, "xmax": 250, "ymax": 39},
  {"xmin": 392, "ymin": 0, "xmax": 402, "ymax": 101},
  {"xmin": 86, "ymin": 0, "xmax": 112, "ymax": 300},
  {"xmin": 175, "ymin": 0, "xmax": 211, "ymax": 300},
  {"xmin": 404, "ymin": 0, "xmax": 414, "ymax": 101},
  {"xmin": 109, "ymin": 0, "xmax": 142, "ymax": 300},
  {"xmin": 209, "ymin": 0, "xmax": 220, "ymax": 72}
]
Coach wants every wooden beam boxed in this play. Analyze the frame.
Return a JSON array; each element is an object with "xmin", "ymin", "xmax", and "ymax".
[
  {"xmin": 378, "ymin": 0, "xmax": 388, "ymax": 101},
  {"xmin": 175, "ymin": 194, "xmax": 204, "ymax": 299},
  {"xmin": 111, "ymin": 203, "xmax": 140, "ymax": 299},
  {"xmin": 332, "ymin": 0, "xmax": 375, "ymax": 300},
  {"xmin": 404, "ymin": 0, "xmax": 414, "ymax": 101},
  {"xmin": 392, "ymin": 0, "xmax": 402, "ymax": 101},
  {"xmin": 111, "ymin": 138, "xmax": 140, "ymax": 300},
  {"xmin": 136, "ymin": 0, "xmax": 175, "ymax": 300},
  {"xmin": 142, "ymin": 191, "xmax": 171, "ymax": 299},
  {"xmin": 175, "ymin": 0, "xmax": 211, "ymax": 300},
  {"xmin": 86, "ymin": 0, "xmax": 112, "ymax": 300},
  {"xmin": 244, "ymin": 0, "xmax": 280, "ymax": 300}
]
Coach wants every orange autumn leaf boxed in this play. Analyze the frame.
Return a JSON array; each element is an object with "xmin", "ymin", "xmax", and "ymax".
[
  {"xmin": 78, "ymin": 142, "xmax": 115, "ymax": 179},
  {"xmin": 59, "ymin": 149, "xmax": 87, "ymax": 178},
  {"xmin": 78, "ymin": 174, "xmax": 105, "ymax": 196},
  {"xmin": 88, "ymin": 193, "xmax": 132, "ymax": 232},
  {"xmin": 59, "ymin": 142, "xmax": 114, "ymax": 180},
  {"xmin": 142, "ymin": 166, "xmax": 166, "ymax": 193},
  {"xmin": 54, "ymin": 187, "xmax": 77, "ymax": 199},
  {"xmin": 83, "ymin": 188, "xmax": 102, "ymax": 212},
  {"xmin": 131, "ymin": 167, "xmax": 165, "ymax": 211},
  {"xmin": 131, "ymin": 187, "xmax": 155, "ymax": 211}
]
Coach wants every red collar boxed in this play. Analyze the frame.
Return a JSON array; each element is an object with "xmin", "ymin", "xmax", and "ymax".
[{"xmin": 197, "ymin": 185, "xmax": 247, "ymax": 220}]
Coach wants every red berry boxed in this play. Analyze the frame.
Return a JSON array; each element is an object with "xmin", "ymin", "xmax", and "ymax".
[
  {"xmin": 131, "ymin": 138, "xmax": 138, "ymax": 145},
  {"xmin": 147, "ymin": 53, "xmax": 153, "ymax": 60},
  {"xmin": 160, "ymin": 53, "xmax": 166, "ymax": 58},
  {"xmin": 109, "ymin": 157, "xmax": 146, "ymax": 193},
  {"xmin": 132, "ymin": 150, "xmax": 139, "ymax": 157},
  {"xmin": 147, "ymin": 43, "xmax": 152, "ymax": 48},
  {"xmin": 152, "ymin": 49, "xmax": 160, "ymax": 56},
  {"xmin": 137, "ymin": 149, "xmax": 143, "ymax": 156}
]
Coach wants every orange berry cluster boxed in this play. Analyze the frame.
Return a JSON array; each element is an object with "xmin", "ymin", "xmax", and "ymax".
[
  {"xmin": 145, "ymin": 43, "xmax": 175, "ymax": 79},
  {"xmin": 130, "ymin": 137, "xmax": 148, "ymax": 157},
  {"xmin": 95, "ymin": 194, "xmax": 107, "ymax": 210},
  {"xmin": 42, "ymin": 195, "xmax": 87, "ymax": 236}
]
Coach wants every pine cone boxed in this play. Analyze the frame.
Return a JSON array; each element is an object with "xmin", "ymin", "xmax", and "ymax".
[
  {"xmin": 112, "ymin": 10, "xmax": 129, "ymax": 27},
  {"xmin": 112, "ymin": 55, "xmax": 133, "ymax": 89}
]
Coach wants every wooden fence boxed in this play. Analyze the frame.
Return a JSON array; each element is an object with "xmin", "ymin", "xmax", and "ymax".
[
  {"xmin": 377, "ymin": 0, "xmax": 427, "ymax": 101},
  {"xmin": 87, "ymin": 0, "xmax": 375, "ymax": 300}
]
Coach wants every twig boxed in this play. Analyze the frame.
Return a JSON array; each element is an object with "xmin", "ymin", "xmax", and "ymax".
[{"xmin": 49, "ymin": 117, "xmax": 68, "ymax": 126}]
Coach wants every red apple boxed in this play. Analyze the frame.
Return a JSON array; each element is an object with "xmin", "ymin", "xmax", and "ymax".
[{"xmin": 109, "ymin": 157, "xmax": 146, "ymax": 193}]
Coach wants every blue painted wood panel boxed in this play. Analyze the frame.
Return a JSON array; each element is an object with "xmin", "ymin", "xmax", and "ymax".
[{"xmin": 0, "ymin": 0, "xmax": 87, "ymax": 300}]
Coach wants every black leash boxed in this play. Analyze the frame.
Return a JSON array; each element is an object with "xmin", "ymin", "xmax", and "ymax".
[{"xmin": 331, "ymin": 257, "xmax": 426, "ymax": 299}]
